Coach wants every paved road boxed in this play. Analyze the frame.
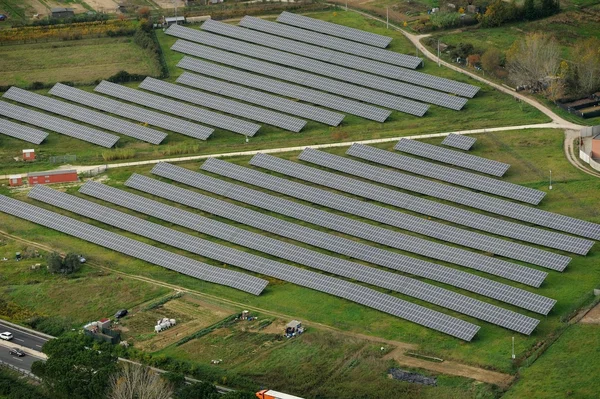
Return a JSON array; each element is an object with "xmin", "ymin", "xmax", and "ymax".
[{"xmin": 0, "ymin": 321, "xmax": 48, "ymax": 371}]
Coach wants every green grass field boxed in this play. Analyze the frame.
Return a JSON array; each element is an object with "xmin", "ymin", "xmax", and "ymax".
[
  {"xmin": 0, "ymin": 37, "xmax": 160, "ymax": 87},
  {"xmin": 0, "ymin": 11, "xmax": 550, "ymax": 175}
]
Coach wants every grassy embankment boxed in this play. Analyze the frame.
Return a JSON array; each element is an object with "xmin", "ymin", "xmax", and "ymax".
[{"xmin": 0, "ymin": 11, "xmax": 550, "ymax": 175}]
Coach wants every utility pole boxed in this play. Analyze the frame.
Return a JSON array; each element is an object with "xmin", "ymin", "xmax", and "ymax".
[
  {"xmin": 512, "ymin": 337, "xmax": 515, "ymax": 360},
  {"xmin": 173, "ymin": 0, "xmax": 177, "ymax": 24},
  {"xmin": 437, "ymin": 40, "xmax": 441, "ymax": 67},
  {"xmin": 345, "ymin": 0, "xmax": 348, "ymax": 11},
  {"xmin": 386, "ymin": 7, "xmax": 389, "ymax": 29},
  {"xmin": 549, "ymin": 170, "xmax": 553, "ymax": 190}
]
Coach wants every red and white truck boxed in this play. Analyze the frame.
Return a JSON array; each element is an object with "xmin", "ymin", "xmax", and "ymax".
[{"xmin": 255, "ymin": 389, "xmax": 304, "ymax": 399}]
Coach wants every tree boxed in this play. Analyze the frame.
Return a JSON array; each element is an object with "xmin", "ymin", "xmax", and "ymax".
[
  {"xmin": 221, "ymin": 392, "xmax": 256, "ymax": 399},
  {"xmin": 467, "ymin": 54, "xmax": 481, "ymax": 68},
  {"xmin": 572, "ymin": 38, "xmax": 600, "ymax": 95},
  {"xmin": 507, "ymin": 32, "xmax": 560, "ymax": 91},
  {"xmin": 137, "ymin": 7, "xmax": 151, "ymax": 20},
  {"xmin": 109, "ymin": 363, "xmax": 173, "ymax": 399},
  {"xmin": 32, "ymin": 333, "xmax": 118, "ymax": 399},
  {"xmin": 175, "ymin": 381, "xmax": 219, "ymax": 399},
  {"xmin": 63, "ymin": 253, "xmax": 82, "ymax": 274},
  {"xmin": 523, "ymin": 0, "xmax": 536, "ymax": 20},
  {"xmin": 47, "ymin": 252, "xmax": 63, "ymax": 274},
  {"xmin": 450, "ymin": 42, "xmax": 474, "ymax": 60},
  {"xmin": 481, "ymin": 48, "xmax": 502, "ymax": 73}
]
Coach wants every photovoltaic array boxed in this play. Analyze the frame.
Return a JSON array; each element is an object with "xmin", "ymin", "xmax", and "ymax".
[
  {"xmin": 79, "ymin": 180, "xmax": 540, "ymax": 334},
  {"xmin": 346, "ymin": 143, "xmax": 544, "ymax": 204},
  {"xmin": 27, "ymin": 186, "xmax": 479, "ymax": 341},
  {"xmin": 176, "ymin": 72, "xmax": 345, "ymax": 126},
  {"xmin": 395, "ymin": 139, "xmax": 510, "ymax": 176},
  {"xmin": 0, "ymin": 100, "xmax": 119, "ymax": 148},
  {"xmin": 442, "ymin": 133, "xmax": 477, "ymax": 150},
  {"xmin": 149, "ymin": 163, "xmax": 547, "ymax": 288},
  {"xmin": 249, "ymin": 152, "xmax": 573, "ymax": 270},
  {"xmin": 298, "ymin": 149, "xmax": 600, "ymax": 248},
  {"xmin": 0, "ymin": 193, "xmax": 267, "ymax": 295},
  {"xmin": 3, "ymin": 87, "xmax": 167, "ymax": 144},
  {"xmin": 277, "ymin": 11, "xmax": 393, "ymax": 48},
  {"xmin": 167, "ymin": 25, "xmax": 466, "ymax": 111},
  {"xmin": 49, "ymin": 83, "xmax": 214, "ymax": 140},
  {"xmin": 171, "ymin": 40, "xmax": 428, "ymax": 117},
  {"xmin": 94, "ymin": 80, "xmax": 260, "ymax": 136},
  {"xmin": 177, "ymin": 58, "xmax": 390, "ymax": 122},
  {"xmin": 269, "ymin": 13, "xmax": 419, "ymax": 68},
  {"xmin": 168, "ymin": 160, "xmax": 557, "ymax": 314},
  {"xmin": 313, "ymin": 147, "xmax": 592, "ymax": 255},
  {"xmin": 234, "ymin": 17, "xmax": 479, "ymax": 97},
  {"xmin": 139, "ymin": 78, "xmax": 307, "ymax": 132},
  {"xmin": 0, "ymin": 118, "xmax": 48, "ymax": 144}
]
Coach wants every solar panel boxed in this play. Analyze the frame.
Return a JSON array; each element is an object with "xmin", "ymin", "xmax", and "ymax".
[
  {"xmin": 347, "ymin": 143, "xmax": 545, "ymax": 204},
  {"xmin": 172, "ymin": 41, "xmax": 427, "ymax": 117},
  {"xmin": 250, "ymin": 152, "xmax": 573, "ymax": 271},
  {"xmin": 0, "ymin": 100, "xmax": 119, "ymax": 148},
  {"xmin": 3, "ymin": 87, "xmax": 167, "ymax": 144},
  {"xmin": 231, "ymin": 17, "xmax": 479, "ymax": 98},
  {"xmin": 396, "ymin": 139, "xmax": 510, "ymax": 176},
  {"xmin": 442, "ymin": 133, "xmax": 477, "ymax": 150},
  {"xmin": 94, "ymin": 80, "xmax": 260, "ymax": 136},
  {"xmin": 277, "ymin": 11, "xmax": 393, "ymax": 48},
  {"xmin": 0, "ymin": 194, "xmax": 266, "ymax": 295},
  {"xmin": 176, "ymin": 72, "xmax": 344, "ymax": 126},
  {"xmin": 0, "ymin": 118, "xmax": 48, "ymax": 144},
  {"xmin": 139, "ymin": 77, "xmax": 306, "ymax": 132},
  {"xmin": 166, "ymin": 26, "xmax": 465, "ymax": 110},
  {"xmin": 393, "ymin": 143, "xmax": 600, "ymax": 240},
  {"xmin": 27, "ymin": 186, "xmax": 479, "ymax": 341},
  {"xmin": 80, "ymin": 180, "xmax": 540, "ymax": 335},
  {"xmin": 49, "ymin": 83, "xmax": 214, "ymax": 140},
  {"xmin": 177, "ymin": 58, "xmax": 390, "ymax": 122},
  {"xmin": 332, "ymin": 146, "xmax": 593, "ymax": 255},
  {"xmin": 157, "ymin": 161, "xmax": 555, "ymax": 314}
]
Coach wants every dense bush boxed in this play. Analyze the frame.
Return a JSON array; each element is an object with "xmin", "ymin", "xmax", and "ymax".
[
  {"xmin": 25, "ymin": 316, "xmax": 72, "ymax": 336},
  {"xmin": 480, "ymin": 0, "xmax": 560, "ymax": 28},
  {"xmin": 0, "ymin": 367, "xmax": 48, "ymax": 398}
]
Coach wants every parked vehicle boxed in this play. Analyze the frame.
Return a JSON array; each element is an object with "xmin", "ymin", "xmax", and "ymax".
[
  {"xmin": 114, "ymin": 309, "xmax": 128, "ymax": 319},
  {"xmin": 9, "ymin": 348, "xmax": 25, "ymax": 357},
  {"xmin": 256, "ymin": 389, "xmax": 304, "ymax": 399},
  {"xmin": 0, "ymin": 332, "xmax": 13, "ymax": 341}
]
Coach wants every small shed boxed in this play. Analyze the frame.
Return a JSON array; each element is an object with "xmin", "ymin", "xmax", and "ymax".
[
  {"xmin": 51, "ymin": 7, "xmax": 75, "ymax": 18},
  {"xmin": 27, "ymin": 169, "xmax": 78, "ymax": 185},
  {"xmin": 22, "ymin": 149, "xmax": 35, "ymax": 162},
  {"xmin": 8, "ymin": 175, "xmax": 22, "ymax": 187},
  {"xmin": 164, "ymin": 16, "xmax": 185, "ymax": 26}
]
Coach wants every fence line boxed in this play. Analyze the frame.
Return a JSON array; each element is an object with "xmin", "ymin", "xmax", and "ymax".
[{"xmin": 0, "ymin": 359, "xmax": 40, "ymax": 380}]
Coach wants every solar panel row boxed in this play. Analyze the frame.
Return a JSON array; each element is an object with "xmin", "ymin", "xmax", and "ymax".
[
  {"xmin": 186, "ymin": 160, "xmax": 557, "ymax": 314},
  {"xmin": 347, "ymin": 143, "xmax": 545, "ymax": 204},
  {"xmin": 0, "ymin": 193, "xmax": 267, "ymax": 295},
  {"xmin": 253, "ymin": 14, "xmax": 419, "ymax": 68},
  {"xmin": 393, "ymin": 142, "xmax": 600, "ymax": 240},
  {"xmin": 94, "ymin": 80, "xmax": 261, "ymax": 136},
  {"xmin": 79, "ymin": 180, "xmax": 539, "ymax": 334},
  {"xmin": 139, "ymin": 78, "xmax": 306, "ymax": 132},
  {"xmin": 0, "ymin": 118, "xmax": 48, "ymax": 144},
  {"xmin": 442, "ymin": 133, "xmax": 477, "ymax": 150},
  {"xmin": 277, "ymin": 11, "xmax": 393, "ymax": 49},
  {"xmin": 147, "ymin": 164, "xmax": 548, "ymax": 289},
  {"xmin": 171, "ymin": 40, "xmax": 428, "ymax": 117},
  {"xmin": 27, "ymin": 186, "xmax": 479, "ymax": 341},
  {"xmin": 177, "ymin": 58, "xmax": 390, "ymax": 122},
  {"xmin": 167, "ymin": 26, "xmax": 466, "ymax": 110},
  {"xmin": 49, "ymin": 83, "xmax": 214, "ymax": 140},
  {"xmin": 176, "ymin": 72, "xmax": 345, "ymax": 126},
  {"xmin": 234, "ymin": 17, "xmax": 479, "ymax": 98},
  {"xmin": 327, "ymin": 146, "xmax": 593, "ymax": 255},
  {"xmin": 0, "ymin": 100, "xmax": 119, "ymax": 148},
  {"xmin": 250, "ymin": 152, "xmax": 573, "ymax": 271},
  {"xmin": 396, "ymin": 139, "xmax": 510, "ymax": 176},
  {"xmin": 3, "ymin": 87, "xmax": 167, "ymax": 145}
]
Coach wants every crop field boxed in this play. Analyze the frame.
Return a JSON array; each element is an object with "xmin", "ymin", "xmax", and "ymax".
[
  {"xmin": 1, "ymin": 127, "xmax": 600, "ymax": 397},
  {"xmin": 0, "ymin": 11, "xmax": 549, "ymax": 175}
]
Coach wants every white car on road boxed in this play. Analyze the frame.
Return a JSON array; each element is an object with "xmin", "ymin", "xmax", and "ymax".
[{"xmin": 0, "ymin": 332, "xmax": 13, "ymax": 341}]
